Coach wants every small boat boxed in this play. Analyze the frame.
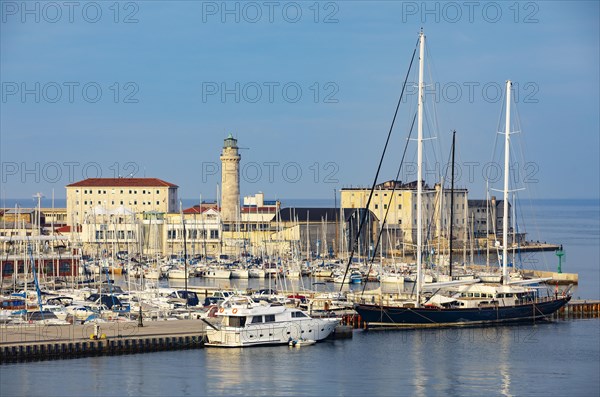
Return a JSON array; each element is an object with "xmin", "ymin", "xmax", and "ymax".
[
  {"xmin": 203, "ymin": 267, "xmax": 231, "ymax": 279},
  {"xmin": 230, "ymin": 267, "xmax": 249, "ymax": 279},
  {"xmin": 289, "ymin": 338, "xmax": 316, "ymax": 347}
]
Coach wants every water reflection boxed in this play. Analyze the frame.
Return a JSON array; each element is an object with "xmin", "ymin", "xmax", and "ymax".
[{"xmin": 1, "ymin": 322, "xmax": 598, "ymax": 397}]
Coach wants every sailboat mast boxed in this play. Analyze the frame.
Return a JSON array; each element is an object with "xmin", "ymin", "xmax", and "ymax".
[
  {"xmin": 416, "ymin": 30, "xmax": 425, "ymax": 307},
  {"xmin": 502, "ymin": 80, "xmax": 512, "ymax": 285},
  {"xmin": 449, "ymin": 130, "xmax": 455, "ymax": 278}
]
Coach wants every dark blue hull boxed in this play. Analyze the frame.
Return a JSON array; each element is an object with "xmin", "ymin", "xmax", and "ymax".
[{"xmin": 354, "ymin": 296, "xmax": 571, "ymax": 327}]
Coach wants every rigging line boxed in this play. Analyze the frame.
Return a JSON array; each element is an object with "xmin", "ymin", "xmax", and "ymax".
[
  {"xmin": 489, "ymin": 86, "xmax": 507, "ymax": 191},
  {"xmin": 360, "ymin": 111, "xmax": 418, "ymax": 297},
  {"xmin": 339, "ymin": 36, "xmax": 420, "ymax": 291},
  {"xmin": 424, "ymin": 42, "xmax": 445, "ymax": 165}
]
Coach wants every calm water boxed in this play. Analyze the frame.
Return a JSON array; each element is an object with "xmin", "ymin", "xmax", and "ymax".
[
  {"xmin": 1, "ymin": 199, "xmax": 598, "ymax": 396},
  {"xmin": 1, "ymin": 321, "xmax": 598, "ymax": 397}
]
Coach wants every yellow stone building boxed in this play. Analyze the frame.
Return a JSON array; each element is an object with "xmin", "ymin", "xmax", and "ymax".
[
  {"xmin": 341, "ymin": 180, "xmax": 469, "ymax": 248},
  {"xmin": 66, "ymin": 178, "xmax": 178, "ymax": 227}
]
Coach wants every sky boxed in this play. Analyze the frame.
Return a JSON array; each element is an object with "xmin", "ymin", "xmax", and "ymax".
[{"xmin": 1, "ymin": 0, "xmax": 598, "ymax": 203}]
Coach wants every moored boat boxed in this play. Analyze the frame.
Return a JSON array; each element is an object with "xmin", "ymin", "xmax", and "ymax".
[
  {"xmin": 205, "ymin": 296, "xmax": 339, "ymax": 347},
  {"xmin": 353, "ymin": 32, "xmax": 570, "ymax": 327}
]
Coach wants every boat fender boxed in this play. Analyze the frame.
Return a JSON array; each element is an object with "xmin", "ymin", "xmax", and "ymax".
[
  {"xmin": 232, "ymin": 308, "xmax": 238, "ymax": 314},
  {"xmin": 219, "ymin": 307, "xmax": 224, "ymax": 313}
]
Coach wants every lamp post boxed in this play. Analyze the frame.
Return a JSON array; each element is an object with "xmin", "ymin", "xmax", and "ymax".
[{"xmin": 555, "ymin": 245, "xmax": 564, "ymax": 274}]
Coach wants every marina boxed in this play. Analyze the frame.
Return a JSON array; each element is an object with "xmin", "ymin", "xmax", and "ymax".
[{"xmin": 1, "ymin": 4, "xmax": 598, "ymax": 396}]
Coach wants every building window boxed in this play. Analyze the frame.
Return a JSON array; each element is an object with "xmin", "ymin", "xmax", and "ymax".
[
  {"xmin": 142, "ymin": 190, "xmax": 146, "ymax": 194},
  {"xmin": 156, "ymin": 190, "xmax": 160, "ymax": 194},
  {"xmin": 210, "ymin": 230, "xmax": 219, "ymax": 239},
  {"xmin": 120, "ymin": 190, "xmax": 124, "ymax": 194},
  {"xmin": 156, "ymin": 201, "xmax": 160, "ymax": 205},
  {"xmin": 384, "ymin": 204, "xmax": 387, "ymax": 209},
  {"xmin": 134, "ymin": 201, "xmax": 137, "ymax": 205},
  {"xmin": 398, "ymin": 205, "xmax": 402, "ymax": 209},
  {"xmin": 120, "ymin": 201, "xmax": 124, "ymax": 205},
  {"xmin": 111, "ymin": 201, "xmax": 115, "ymax": 205},
  {"xmin": 129, "ymin": 190, "xmax": 132, "ymax": 194},
  {"xmin": 84, "ymin": 190, "xmax": 87, "ymax": 194},
  {"xmin": 374, "ymin": 204, "xmax": 378, "ymax": 209},
  {"xmin": 84, "ymin": 201, "xmax": 87, "ymax": 205},
  {"xmin": 167, "ymin": 230, "xmax": 176, "ymax": 239}
]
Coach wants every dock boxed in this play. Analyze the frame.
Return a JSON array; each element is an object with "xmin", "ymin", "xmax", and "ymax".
[
  {"xmin": 0, "ymin": 317, "xmax": 353, "ymax": 363},
  {"xmin": 0, "ymin": 319, "xmax": 208, "ymax": 363},
  {"xmin": 552, "ymin": 300, "xmax": 600, "ymax": 320}
]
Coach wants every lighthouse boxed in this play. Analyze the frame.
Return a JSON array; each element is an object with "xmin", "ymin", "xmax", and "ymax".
[{"xmin": 220, "ymin": 134, "xmax": 240, "ymax": 226}]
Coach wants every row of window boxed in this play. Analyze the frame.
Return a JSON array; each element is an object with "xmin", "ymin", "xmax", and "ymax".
[
  {"xmin": 81, "ymin": 200, "xmax": 162, "ymax": 206},
  {"xmin": 166, "ymin": 229, "xmax": 219, "ymax": 240},
  {"xmin": 95, "ymin": 230, "xmax": 136, "ymax": 240},
  {"xmin": 251, "ymin": 314, "xmax": 276, "ymax": 323},
  {"xmin": 80, "ymin": 189, "xmax": 162, "ymax": 195},
  {"xmin": 2, "ymin": 262, "xmax": 72, "ymax": 275}
]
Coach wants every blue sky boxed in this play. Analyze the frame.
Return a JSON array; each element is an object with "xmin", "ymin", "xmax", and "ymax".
[{"xmin": 1, "ymin": 1, "xmax": 598, "ymax": 202}]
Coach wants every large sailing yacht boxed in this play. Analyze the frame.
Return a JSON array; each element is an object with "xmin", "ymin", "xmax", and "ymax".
[{"xmin": 353, "ymin": 31, "xmax": 571, "ymax": 327}]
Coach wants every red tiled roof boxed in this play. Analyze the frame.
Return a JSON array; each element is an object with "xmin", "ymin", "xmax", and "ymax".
[
  {"xmin": 67, "ymin": 178, "xmax": 178, "ymax": 188},
  {"xmin": 55, "ymin": 225, "xmax": 82, "ymax": 233},
  {"xmin": 183, "ymin": 205, "xmax": 219, "ymax": 214}
]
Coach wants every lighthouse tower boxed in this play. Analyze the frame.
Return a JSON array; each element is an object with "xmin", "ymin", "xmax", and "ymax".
[{"xmin": 220, "ymin": 134, "xmax": 240, "ymax": 225}]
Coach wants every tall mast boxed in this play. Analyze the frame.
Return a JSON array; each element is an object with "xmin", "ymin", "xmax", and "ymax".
[
  {"xmin": 416, "ymin": 30, "xmax": 425, "ymax": 306},
  {"xmin": 502, "ymin": 80, "xmax": 512, "ymax": 285},
  {"xmin": 449, "ymin": 131, "xmax": 455, "ymax": 278}
]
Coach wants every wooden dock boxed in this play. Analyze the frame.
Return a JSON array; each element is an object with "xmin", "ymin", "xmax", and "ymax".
[{"xmin": 552, "ymin": 300, "xmax": 600, "ymax": 320}]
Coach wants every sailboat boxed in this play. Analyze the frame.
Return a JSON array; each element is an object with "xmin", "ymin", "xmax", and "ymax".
[{"xmin": 353, "ymin": 31, "xmax": 571, "ymax": 327}]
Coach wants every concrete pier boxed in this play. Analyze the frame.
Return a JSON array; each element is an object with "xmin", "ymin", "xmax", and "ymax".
[{"xmin": 0, "ymin": 319, "xmax": 208, "ymax": 363}]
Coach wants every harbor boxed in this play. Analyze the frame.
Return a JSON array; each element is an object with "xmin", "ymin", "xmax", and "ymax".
[{"xmin": 1, "ymin": 4, "xmax": 598, "ymax": 396}]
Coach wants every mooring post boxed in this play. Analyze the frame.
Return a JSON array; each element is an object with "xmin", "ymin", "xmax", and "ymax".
[{"xmin": 138, "ymin": 306, "xmax": 144, "ymax": 327}]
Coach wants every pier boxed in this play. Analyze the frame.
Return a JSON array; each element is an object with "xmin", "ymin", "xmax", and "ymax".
[
  {"xmin": 0, "ymin": 317, "xmax": 353, "ymax": 363},
  {"xmin": 553, "ymin": 300, "xmax": 600, "ymax": 320},
  {"xmin": 0, "ymin": 319, "xmax": 208, "ymax": 363}
]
